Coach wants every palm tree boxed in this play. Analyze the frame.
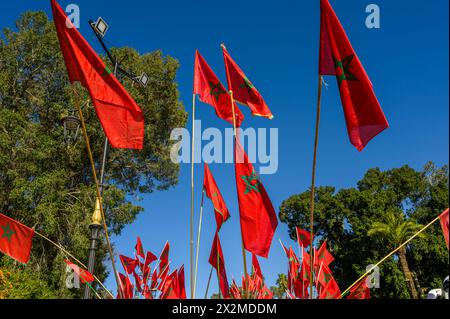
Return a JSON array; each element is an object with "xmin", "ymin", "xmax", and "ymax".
[{"xmin": 368, "ymin": 210, "xmax": 425, "ymax": 299}]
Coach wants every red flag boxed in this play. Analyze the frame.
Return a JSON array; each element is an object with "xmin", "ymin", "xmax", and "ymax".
[
  {"xmin": 118, "ymin": 273, "xmax": 134, "ymax": 299},
  {"xmin": 319, "ymin": 0, "xmax": 388, "ymax": 151},
  {"xmin": 439, "ymin": 208, "xmax": 449, "ymax": 250},
  {"xmin": 319, "ymin": 276, "xmax": 341, "ymax": 299},
  {"xmin": 158, "ymin": 241, "xmax": 170, "ymax": 273},
  {"xmin": 208, "ymin": 231, "xmax": 230, "ymax": 298},
  {"xmin": 258, "ymin": 285, "xmax": 274, "ymax": 299},
  {"xmin": 230, "ymin": 280, "xmax": 242, "ymax": 299},
  {"xmin": 295, "ymin": 257, "xmax": 310, "ymax": 299},
  {"xmin": 203, "ymin": 164, "xmax": 230, "ymax": 230},
  {"xmin": 51, "ymin": 0, "xmax": 144, "ymax": 149},
  {"xmin": 0, "ymin": 213, "xmax": 34, "ymax": 264},
  {"xmin": 234, "ymin": 139, "xmax": 278, "ymax": 258},
  {"xmin": 64, "ymin": 260, "xmax": 94, "ymax": 284},
  {"xmin": 135, "ymin": 236, "xmax": 145, "ymax": 259},
  {"xmin": 160, "ymin": 269, "xmax": 179, "ymax": 299},
  {"xmin": 347, "ymin": 277, "xmax": 371, "ymax": 299},
  {"xmin": 142, "ymin": 251, "xmax": 157, "ymax": 278},
  {"xmin": 316, "ymin": 264, "xmax": 334, "ymax": 289},
  {"xmin": 296, "ymin": 227, "xmax": 312, "ymax": 248},
  {"xmin": 251, "ymin": 253, "xmax": 263, "ymax": 280},
  {"xmin": 132, "ymin": 270, "xmax": 143, "ymax": 293},
  {"xmin": 177, "ymin": 265, "xmax": 187, "ymax": 299},
  {"xmin": 119, "ymin": 255, "xmax": 138, "ymax": 274},
  {"xmin": 194, "ymin": 51, "xmax": 244, "ymax": 127},
  {"xmin": 221, "ymin": 45, "xmax": 273, "ymax": 119},
  {"xmin": 314, "ymin": 241, "xmax": 334, "ymax": 269}
]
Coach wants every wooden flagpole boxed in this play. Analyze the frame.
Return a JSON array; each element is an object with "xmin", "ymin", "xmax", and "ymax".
[
  {"xmin": 73, "ymin": 86, "xmax": 124, "ymax": 299},
  {"xmin": 308, "ymin": 75, "xmax": 324, "ymax": 299},
  {"xmin": 340, "ymin": 214, "xmax": 442, "ymax": 298},
  {"xmin": 193, "ymin": 189, "xmax": 205, "ymax": 298},
  {"xmin": 190, "ymin": 93, "xmax": 196, "ymax": 299},
  {"xmin": 230, "ymin": 89, "xmax": 249, "ymax": 298}
]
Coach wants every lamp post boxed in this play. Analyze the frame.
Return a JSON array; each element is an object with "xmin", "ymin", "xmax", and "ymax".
[
  {"xmin": 82, "ymin": 17, "xmax": 147, "ymax": 299},
  {"xmin": 61, "ymin": 112, "xmax": 81, "ymax": 146}
]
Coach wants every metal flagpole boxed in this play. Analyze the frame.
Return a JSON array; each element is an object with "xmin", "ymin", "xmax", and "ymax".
[
  {"xmin": 229, "ymin": 90, "xmax": 249, "ymax": 298},
  {"xmin": 308, "ymin": 75, "xmax": 323, "ymax": 299},
  {"xmin": 193, "ymin": 189, "xmax": 205, "ymax": 298},
  {"xmin": 204, "ymin": 266, "xmax": 214, "ymax": 299},
  {"xmin": 190, "ymin": 93, "xmax": 196, "ymax": 299}
]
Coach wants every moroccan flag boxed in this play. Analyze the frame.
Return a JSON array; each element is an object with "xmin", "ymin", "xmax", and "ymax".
[
  {"xmin": 234, "ymin": 139, "xmax": 278, "ymax": 258},
  {"xmin": 314, "ymin": 241, "xmax": 334, "ymax": 269},
  {"xmin": 160, "ymin": 269, "xmax": 179, "ymax": 299},
  {"xmin": 295, "ymin": 257, "xmax": 310, "ymax": 299},
  {"xmin": 132, "ymin": 271, "xmax": 143, "ymax": 293},
  {"xmin": 177, "ymin": 265, "xmax": 187, "ymax": 299},
  {"xmin": 118, "ymin": 273, "xmax": 134, "ymax": 299},
  {"xmin": 230, "ymin": 280, "xmax": 242, "ymax": 299},
  {"xmin": 0, "ymin": 213, "xmax": 34, "ymax": 264},
  {"xmin": 258, "ymin": 285, "xmax": 274, "ymax": 299},
  {"xmin": 319, "ymin": 0, "xmax": 388, "ymax": 151},
  {"xmin": 208, "ymin": 231, "xmax": 230, "ymax": 298},
  {"xmin": 296, "ymin": 227, "xmax": 312, "ymax": 248},
  {"xmin": 51, "ymin": 0, "xmax": 144, "ymax": 149},
  {"xmin": 119, "ymin": 255, "xmax": 138, "ymax": 274},
  {"xmin": 319, "ymin": 276, "xmax": 341, "ymax": 299},
  {"xmin": 251, "ymin": 253, "xmax": 263, "ymax": 280},
  {"xmin": 203, "ymin": 164, "xmax": 230, "ymax": 230},
  {"xmin": 221, "ymin": 45, "xmax": 273, "ymax": 119},
  {"xmin": 142, "ymin": 251, "xmax": 157, "ymax": 278},
  {"xmin": 439, "ymin": 208, "xmax": 449, "ymax": 249},
  {"xmin": 158, "ymin": 241, "xmax": 170, "ymax": 273},
  {"xmin": 64, "ymin": 260, "xmax": 95, "ymax": 284},
  {"xmin": 316, "ymin": 264, "xmax": 334, "ymax": 289},
  {"xmin": 347, "ymin": 277, "xmax": 371, "ymax": 299},
  {"xmin": 135, "ymin": 236, "xmax": 145, "ymax": 259},
  {"xmin": 194, "ymin": 51, "xmax": 244, "ymax": 127}
]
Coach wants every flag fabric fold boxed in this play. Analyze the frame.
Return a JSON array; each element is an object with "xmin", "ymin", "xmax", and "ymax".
[
  {"xmin": 222, "ymin": 46, "xmax": 273, "ymax": 119},
  {"xmin": 439, "ymin": 208, "xmax": 449, "ymax": 250},
  {"xmin": 203, "ymin": 164, "xmax": 231, "ymax": 230},
  {"xmin": 208, "ymin": 231, "xmax": 230, "ymax": 298},
  {"xmin": 51, "ymin": 0, "xmax": 144, "ymax": 149},
  {"xmin": 0, "ymin": 213, "xmax": 34, "ymax": 264},
  {"xmin": 194, "ymin": 50, "xmax": 244, "ymax": 127},
  {"xmin": 234, "ymin": 139, "xmax": 278, "ymax": 258},
  {"xmin": 319, "ymin": 0, "xmax": 388, "ymax": 151},
  {"xmin": 64, "ymin": 260, "xmax": 95, "ymax": 284}
]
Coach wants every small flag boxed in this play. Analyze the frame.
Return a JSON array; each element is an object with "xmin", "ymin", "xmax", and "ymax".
[
  {"xmin": 251, "ymin": 253, "xmax": 263, "ymax": 280},
  {"xmin": 319, "ymin": 0, "xmax": 388, "ymax": 151},
  {"xmin": 234, "ymin": 139, "xmax": 278, "ymax": 258},
  {"xmin": 135, "ymin": 236, "xmax": 145, "ymax": 259},
  {"xmin": 203, "ymin": 164, "xmax": 230, "ymax": 230},
  {"xmin": 194, "ymin": 50, "xmax": 244, "ymax": 126},
  {"xmin": 119, "ymin": 255, "xmax": 138, "ymax": 274},
  {"xmin": 296, "ymin": 227, "xmax": 312, "ymax": 248},
  {"xmin": 51, "ymin": 0, "xmax": 144, "ymax": 149},
  {"xmin": 314, "ymin": 241, "xmax": 334, "ymax": 269},
  {"xmin": 64, "ymin": 260, "xmax": 94, "ymax": 284},
  {"xmin": 0, "ymin": 213, "xmax": 34, "ymax": 264},
  {"xmin": 221, "ymin": 45, "xmax": 273, "ymax": 119},
  {"xmin": 208, "ymin": 231, "xmax": 230, "ymax": 298},
  {"xmin": 118, "ymin": 272, "xmax": 134, "ymax": 299},
  {"xmin": 439, "ymin": 208, "xmax": 449, "ymax": 250},
  {"xmin": 319, "ymin": 276, "xmax": 341, "ymax": 299},
  {"xmin": 347, "ymin": 277, "xmax": 371, "ymax": 299},
  {"xmin": 158, "ymin": 241, "xmax": 170, "ymax": 273}
]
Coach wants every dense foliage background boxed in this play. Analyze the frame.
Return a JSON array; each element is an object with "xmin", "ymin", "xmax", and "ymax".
[
  {"xmin": 0, "ymin": 11, "xmax": 186, "ymax": 298},
  {"xmin": 278, "ymin": 163, "xmax": 449, "ymax": 299}
]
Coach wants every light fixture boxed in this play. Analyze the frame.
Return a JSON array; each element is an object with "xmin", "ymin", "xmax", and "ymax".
[
  {"xmin": 91, "ymin": 17, "xmax": 109, "ymax": 38},
  {"xmin": 60, "ymin": 112, "xmax": 81, "ymax": 146},
  {"xmin": 137, "ymin": 72, "xmax": 149, "ymax": 87}
]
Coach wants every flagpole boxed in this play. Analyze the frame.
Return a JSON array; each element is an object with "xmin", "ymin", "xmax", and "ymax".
[
  {"xmin": 230, "ymin": 90, "xmax": 249, "ymax": 299},
  {"xmin": 193, "ymin": 189, "xmax": 205, "ymax": 298},
  {"xmin": 73, "ymin": 85, "xmax": 124, "ymax": 299},
  {"xmin": 204, "ymin": 266, "xmax": 214, "ymax": 298},
  {"xmin": 308, "ymin": 75, "xmax": 323, "ymax": 299},
  {"xmin": 340, "ymin": 214, "xmax": 442, "ymax": 298},
  {"xmin": 217, "ymin": 238, "xmax": 222, "ymax": 299},
  {"xmin": 190, "ymin": 93, "xmax": 196, "ymax": 299}
]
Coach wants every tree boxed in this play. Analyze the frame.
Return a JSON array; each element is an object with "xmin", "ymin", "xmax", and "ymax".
[
  {"xmin": 279, "ymin": 163, "xmax": 448, "ymax": 299},
  {"xmin": 0, "ymin": 11, "xmax": 186, "ymax": 298},
  {"xmin": 367, "ymin": 210, "xmax": 425, "ymax": 298},
  {"xmin": 270, "ymin": 274, "xmax": 288, "ymax": 299}
]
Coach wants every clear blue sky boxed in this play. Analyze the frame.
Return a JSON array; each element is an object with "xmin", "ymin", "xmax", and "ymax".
[{"xmin": 1, "ymin": 0, "xmax": 448, "ymax": 297}]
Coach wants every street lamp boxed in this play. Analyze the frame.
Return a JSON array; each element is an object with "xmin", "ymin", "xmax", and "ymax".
[
  {"xmin": 136, "ymin": 72, "xmax": 149, "ymax": 87},
  {"xmin": 60, "ymin": 112, "xmax": 81, "ymax": 146}
]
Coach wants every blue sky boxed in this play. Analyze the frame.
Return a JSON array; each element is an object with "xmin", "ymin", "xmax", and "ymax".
[{"xmin": 1, "ymin": 0, "xmax": 448, "ymax": 297}]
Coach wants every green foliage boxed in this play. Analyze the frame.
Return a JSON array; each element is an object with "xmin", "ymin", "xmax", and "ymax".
[
  {"xmin": 279, "ymin": 163, "xmax": 449, "ymax": 299},
  {"xmin": 0, "ymin": 11, "xmax": 186, "ymax": 298},
  {"xmin": 270, "ymin": 273, "xmax": 288, "ymax": 299}
]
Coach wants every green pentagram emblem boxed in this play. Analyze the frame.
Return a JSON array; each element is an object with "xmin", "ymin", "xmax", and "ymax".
[
  {"xmin": 319, "ymin": 251, "xmax": 325, "ymax": 259},
  {"xmin": 324, "ymin": 273, "xmax": 332, "ymax": 284},
  {"xmin": 102, "ymin": 66, "xmax": 112, "ymax": 77},
  {"xmin": 240, "ymin": 77, "xmax": 255, "ymax": 95},
  {"xmin": 241, "ymin": 170, "xmax": 261, "ymax": 194},
  {"xmin": 209, "ymin": 82, "xmax": 226, "ymax": 102},
  {"xmin": 334, "ymin": 54, "xmax": 358, "ymax": 86},
  {"xmin": 299, "ymin": 234, "xmax": 306, "ymax": 241},
  {"xmin": 1, "ymin": 223, "xmax": 15, "ymax": 242}
]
